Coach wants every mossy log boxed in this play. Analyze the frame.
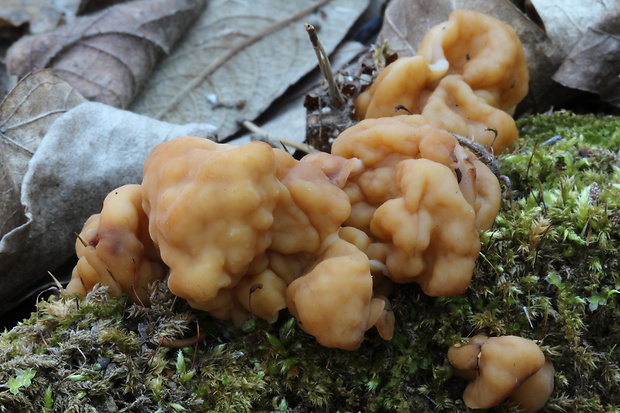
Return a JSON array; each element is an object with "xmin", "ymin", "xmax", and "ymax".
[{"xmin": 0, "ymin": 111, "xmax": 618, "ymax": 412}]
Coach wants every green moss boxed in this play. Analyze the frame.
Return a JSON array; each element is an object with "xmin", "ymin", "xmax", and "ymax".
[{"xmin": 1, "ymin": 110, "xmax": 619, "ymax": 412}]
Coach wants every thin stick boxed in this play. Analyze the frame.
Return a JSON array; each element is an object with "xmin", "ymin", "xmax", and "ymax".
[
  {"xmin": 451, "ymin": 133, "xmax": 501, "ymax": 178},
  {"xmin": 305, "ymin": 23, "xmax": 345, "ymax": 107},
  {"xmin": 242, "ymin": 120, "xmax": 315, "ymax": 153}
]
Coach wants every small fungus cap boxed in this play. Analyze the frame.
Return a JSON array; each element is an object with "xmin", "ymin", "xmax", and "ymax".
[
  {"xmin": 421, "ymin": 75, "xmax": 520, "ymax": 152},
  {"xmin": 463, "ymin": 336, "xmax": 546, "ymax": 409},
  {"xmin": 286, "ymin": 231, "xmax": 374, "ymax": 350},
  {"xmin": 354, "ymin": 55, "xmax": 438, "ymax": 120},
  {"xmin": 447, "ymin": 334, "xmax": 489, "ymax": 380},
  {"xmin": 417, "ymin": 9, "xmax": 529, "ymax": 114},
  {"xmin": 286, "ymin": 228, "xmax": 394, "ymax": 350}
]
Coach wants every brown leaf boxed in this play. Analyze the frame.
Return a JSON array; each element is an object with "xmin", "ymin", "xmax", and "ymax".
[
  {"xmin": 0, "ymin": 0, "xmax": 81, "ymax": 34},
  {"xmin": 231, "ymin": 40, "xmax": 368, "ymax": 147},
  {"xmin": 552, "ymin": 5, "xmax": 620, "ymax": 107},
  {"xmin": 6, "ymin": 0, "xmax": 204, "ymax": 108},
  {"xmin": 129, "ymin": 0, "xmax": 370, "ymax": 141},
  {"xmin": 530, "ymin": 0, "xmax": 613, "ymax": 57},
  {"xmin": 0, "ymin": 69, "xmax": 86, "ymax": 190},
  {"xmin": 376, "ymin": 0, "xmax": 568, "ymax": 112},
  {"xmin": 0, "ymin": 69, "xmax": 85, "ymax": 240},
  {"xmin": 0, "ymin": 151, "xmax": 24, "ymax": 240}
]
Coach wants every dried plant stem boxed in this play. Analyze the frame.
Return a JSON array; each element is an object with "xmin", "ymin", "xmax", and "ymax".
[
  {"xmin": 451, "ymin": 133, "xmax": 501, "ymax": 178},
  {"xmin": 305, "ymin": 23, "xmax": 345, "ymax": 108},
  {"xmin": 242, "ymin": 120, "xmax": 315, "ymax": 153}
]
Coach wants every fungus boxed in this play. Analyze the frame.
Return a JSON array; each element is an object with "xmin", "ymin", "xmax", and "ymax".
[
  {"xmin": 65, "ymin": 184, "xmax": 167, "ymax": 305},
  {"xmin": 355, "ymin": 9, "xmax": 529, "ymax": 153},
  {"xmin": 421, "ymin": 75, "xmax": 520, "ymax": 152},
  {"xmin": 141, "ymin": 137, "xmax": 281, "ymax": 322},
  {"xmin": 448, "ymin": 335, "xmax": 554, "ymax": 412},
  {"xmin": 140, "ymin": 136, "xmax": 371, "ymax": 330},
  {"xmin": 269, "ymin": 148, "xmax": 353, "ymax": 255},
  {"xmin": 354, "ymin": 55, "xmax": 440, "ymax": 119},
  {"xmin": 508, "ymin": 358, "xmax": 555, "ymax": 413},
  {"xmin": 286, "ymin": 228, "xmax": 394, "ymax": 350},
  {"xmin": 331, "ymin": 116, "xmax": 501, "ymax": 296},
  {"xmin": 416, "ymin": 9, "xmax": 529, "ymax": 114}
]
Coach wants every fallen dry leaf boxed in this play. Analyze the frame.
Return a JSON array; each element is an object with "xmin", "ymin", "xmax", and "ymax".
[
  {"xmin": 0, "ymin": 69, "xmax": 85, "ymax": 240},
  {"xmin": 231, "ymin": 40, "xmax": 367, "ymax": 147},
  {"xmin": 0, "ymin": 102, "xmax": 216, "ymax": 315},
  {"xmin": 0, "ymin": 0, "xmax": 81, "ymax": 34},
  {"xmin": 0, "ymin": 151, "xmax": 23, "ymax": 240},
  {"xmin": 529, "ymin": 0, "xmax": 614, "ymax": 57},
  {"xmin": 130, "ymin": 0, "xmax": 370, "ymax": 141},
  {"xmin": 6, "ymin": 0, "xmax": 204, "ymax": 108},
  {"xmin": 0, "ymin": 69, "xmax": 86, "ymax": 190},
  {"xmin": 504, "ymin": 0, "xmax": 620, "ymax": 108},
  {"xmin": 376, "ymin": 0, "xmax": 567, "ymax": 112},
  {"xmin": 550, "ymin": 3, "xmax": 620, "ymax": 107}
]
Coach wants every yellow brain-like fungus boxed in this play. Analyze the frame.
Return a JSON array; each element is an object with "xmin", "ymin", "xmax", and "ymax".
[
  {"xmin": 331, "ymin": 116, "xmax": 501, "ymax": 296},
  {"xmin": 65, "ymin": 184, "xmax": 167, "ymax": 305},
  {"xmin": 355, "ymin": 9, "xmax": 529, "ymax": 152}
]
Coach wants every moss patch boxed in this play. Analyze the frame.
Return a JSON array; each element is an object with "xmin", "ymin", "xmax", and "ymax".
[{"xmin": 1, "ymin": 110, "xmax": 619, "ymax": 412}]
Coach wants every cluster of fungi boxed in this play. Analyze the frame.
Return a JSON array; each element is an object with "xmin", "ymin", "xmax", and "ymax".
[{"xmin": 65, "ymin": 10, "xmax": 553, "ymax": 411}]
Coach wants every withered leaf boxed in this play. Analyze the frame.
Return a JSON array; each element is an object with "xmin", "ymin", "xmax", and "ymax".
[
  {"xmin": 6, "ymin": 0, "xmax": 205, "ymax": 108},
  {"xmin": 376, "ymin": 0, "xmax": 567, "ymax": 112},
  {"xmin": 0, "ymin": 0, "xmax": 80, "ymax": 34},
  {"xmin": 0, "ymin": 69, "xmax": 84, "ymax": 241},
  {"xmin": 0, "ymin": 151, "xmax": 23, "ymax": 240},
  {"xmin": 0, "ymin": 102, "xmax": 216, "ymax": 315},
  {"xmin": 529, "ymin": 0, "xmax": 613, "ymax": 57},
  {"xmin": 553, "ymin": 5, "xmax": 620, "ymax": 107},
  {"xmin": 130, "ymin": 0, "xmax": 370, "ymax": 141},
  {"xmin": 0, "ymin": 69, "xmax": 86, "ymax": 190},
  {"xmin": 231, "ymin": 40, "xmax": 367, "ymax": 148}
]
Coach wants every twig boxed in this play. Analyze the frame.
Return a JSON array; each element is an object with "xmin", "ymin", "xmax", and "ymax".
[
  {"xmin": 161, "ymin": 332, "xmax": 207, "ymax": 349},
  {"xmin": 451, "ymin": 133, "xmax": 501, "ymax": 178},
  {"xmin": 305, "ymin": 23, "xmax": 345, "ymax": 108},
  {"xmin": 241, "ymin": 120, "xmax": 315, "ymax": 153}
]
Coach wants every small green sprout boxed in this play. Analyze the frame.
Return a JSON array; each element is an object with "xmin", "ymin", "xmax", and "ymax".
[
  {"xmin": 587, "ymin": 289, "xmax": 620, "ymax": 312},
  {"xmin": 7, "ymin": 368, "xmax": 36, "ymax": 394},
  {"xmin": 175, "ymin": 349, "xmax": 186, "ymax": 374}
]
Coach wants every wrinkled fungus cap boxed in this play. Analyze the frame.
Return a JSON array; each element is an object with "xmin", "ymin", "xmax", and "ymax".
[
  {"xmin": 65, "ymin": 184, "xmax": 167, "ymax": 305},
  {"xmin": 417, "ymin": 9, "xmax": 529, "ymax": 114},
  {"xmin": 331, "ymin": 116, "xmax": 501, "ymax": 296},
  {"xmin": 355, "ymin": 9, "xmax": 529, "ymax": 153},
  {"xmin": 448, "ymin": 335, "xmax": 553, "ymax": 412},
  {"xmin": 142, "ymin": 138, "xmax": 281, "ymax": 321},
  {"xmin": 286, "ymin": 228, "xmax": 394, "ymax": 350}
]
